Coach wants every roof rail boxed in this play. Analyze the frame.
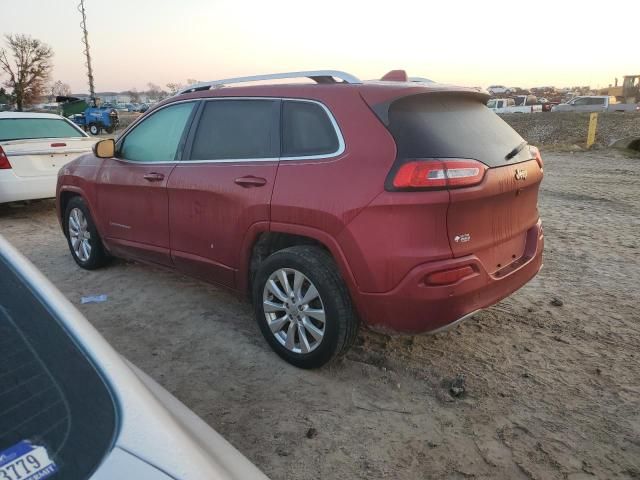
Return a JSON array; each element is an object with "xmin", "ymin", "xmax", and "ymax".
[{"xmin": 178, "ymin": 70, "xmax": 362, "ymax": 95}]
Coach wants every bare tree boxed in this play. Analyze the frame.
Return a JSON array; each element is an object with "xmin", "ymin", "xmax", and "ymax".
[
  {"xmin": 49, "ymin": 80, "xmax": 71, "ymax": 101},
  {"xmin": 126, "ymin": 87, "xmax": 140, "ymax": 103},
  {"xmin": 146, "ymin": 82, "xmax": 165, "ymax": 101},
  {"xmin": 0, "ymin": 34, "xmax": 53, "ymax": 111},
  {"xmin": 165, "ymin": 82, "xmax": 183, "ymax": 96}
]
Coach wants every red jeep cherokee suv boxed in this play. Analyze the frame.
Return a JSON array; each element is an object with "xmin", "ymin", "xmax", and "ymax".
[{"xmin": 56, "ymin": 70, "xmax": 543, "ymax": 368}]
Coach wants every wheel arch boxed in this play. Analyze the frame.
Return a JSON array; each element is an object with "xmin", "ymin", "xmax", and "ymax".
[
  {"xmin": 57, "ymin": 187, "xmax": 105, "ymax": 241},
  {"xmin": 240, "ymin": 223, "xmax": 361, "ymax": 306}
]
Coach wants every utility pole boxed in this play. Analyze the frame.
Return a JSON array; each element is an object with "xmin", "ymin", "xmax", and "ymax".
[{"xmin": 78, "ymin": 0, "xmax": 96, "ymax": 104}]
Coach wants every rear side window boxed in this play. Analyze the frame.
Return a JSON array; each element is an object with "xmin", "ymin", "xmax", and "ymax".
[
  {"xmin": 0, "ymin": 119, "xmax": 85, "ymax": 142},
  {"xmin": 281, "ymin": 101, "xmax": 339, "ymax": 157},
  {"xmin": 120, "ymin": 102, "xmax": 195, "ymax": 162},
  {"xmin": 0, "ymin": 257, "xmax": 116, "ymax": 480},
  {"xmin": 384, "ymin": 94, "xmax": 527, "ymax": 167},
  {"xmin": 190, "ymin": 100, "xmax": 278, "ymax": 160}
]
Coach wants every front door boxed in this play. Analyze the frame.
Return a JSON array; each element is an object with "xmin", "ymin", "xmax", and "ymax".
[
  {"xmin": 96, "ymin": 101, "xmax": 197, "ymax": 266},
  {"xmin": 168, "ymin": 99, "xmax": 280, "ymax": 288}
]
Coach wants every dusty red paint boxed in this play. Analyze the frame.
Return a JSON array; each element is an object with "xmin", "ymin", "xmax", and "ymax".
[{"xmin": 56, "ymin": 80, "xmax": 543, "ymax": 333}]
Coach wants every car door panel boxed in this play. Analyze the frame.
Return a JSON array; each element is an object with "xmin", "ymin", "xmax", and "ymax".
[
  {"xmin": 168, "ymin": 99, "xmax": 280, "ymax": 289},
  {"xmin": 168, "ymin": 162, "xmax": 277, "ymax": 287},
  {"xmin": 96, "ymin": 160, "xmax": 175, "ymax": 266},
  {"xmin": 95, "ymin": 101, "xmax": 197, "ymax": 266}
]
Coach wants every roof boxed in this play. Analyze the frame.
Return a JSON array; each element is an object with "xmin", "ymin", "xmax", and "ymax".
[
  {"xmin": 0, "ymin": 111, "xmax": 66, "ymax": 120},
  {"xmin": 168, "ymin": 81, "xmax": 487, "ymax": 105}
]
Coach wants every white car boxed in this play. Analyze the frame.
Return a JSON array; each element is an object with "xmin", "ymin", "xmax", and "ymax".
[
  {"xmin": 0, "ymin": 234, "xmax": 269, "ymax": 480},
  {"xmin": 487, "ymin": 85, "xmax": 512, "ymax": 95},
  {"xmin": 0, "ymin": 112, "xmax": 97, "ymax": 203}
]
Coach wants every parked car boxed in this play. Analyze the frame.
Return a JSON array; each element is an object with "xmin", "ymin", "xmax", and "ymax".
[
  {"xmin": 552, "ymin": 95, "xmax": 640, "ymax": 113},
  {"xmin": 137, "ymin": 103, "xmax": 150, "ymax": 113},
  {"xmin": 486, "ymin": 97, "xmax": 542, "ymax": 113},
  {"xmin": 0, "ymin": 112, "xmax": 97, "ymax": 203},
  {"xmin": 487, "ymin": 85, "xmax": 512, "ymax": 95},
  {"xmin": 0, "ymin": 234, "xmax": 269, "ymax": 480},
  {"xmin": 56, "ymin": 69, "xmax": 544, "ymax": 368}
]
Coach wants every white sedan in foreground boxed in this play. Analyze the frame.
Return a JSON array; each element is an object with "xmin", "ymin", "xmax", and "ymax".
[
  {"xmin": 0, "ymin": 112, "xmax": 97, "ymax": 203},
  {"xmin": 0, "ymin": 234, "xmax": 269, "ymax": 479}
]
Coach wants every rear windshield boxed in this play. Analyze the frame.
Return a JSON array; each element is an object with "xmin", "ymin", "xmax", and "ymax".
[
  {"xmin": 385, "ymin": 95, "xmax": 528, "ymax": 167},
  {"xmin": 0, "ymin": 118, "xmax": 85, "ymax": 142},
  {"xmin": 0, "ymin": 256, "xmax": 116, "ymax": 480}
]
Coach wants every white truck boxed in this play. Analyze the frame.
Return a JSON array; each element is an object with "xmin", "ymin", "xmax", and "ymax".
[
  {"xmin": 552, "ymin": 96, "xmax": 640, "ymax": 113},
  {"xmin": 487, "ymin": 96, "xmax": 543, "ymax": 113}
]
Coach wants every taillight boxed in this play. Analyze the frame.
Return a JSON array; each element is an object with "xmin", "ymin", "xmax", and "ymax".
[
  {"xmin": 0, "ymin": 146, "xmax": 11, "ymax": 170},
  {"xmin": 529, "ymin": 145, "xmax": 543, "ymax": 170},
  {"xmin": 392, "ymin": 159, "xmax": 487, "ymax": 190}
]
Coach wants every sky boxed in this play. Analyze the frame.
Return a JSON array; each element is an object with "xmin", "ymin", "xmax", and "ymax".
[{"xmin": 2, "ymin": 0, "xmax": 638, "ymax": 94}]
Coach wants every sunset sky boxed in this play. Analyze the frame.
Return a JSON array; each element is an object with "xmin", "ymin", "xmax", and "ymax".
[{"xmin": 3, "ymin": 0, "xmax": 638, "ymax": 93}]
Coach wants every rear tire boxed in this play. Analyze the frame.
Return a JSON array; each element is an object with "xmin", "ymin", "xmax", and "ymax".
[
  {"xmin": 253, "ymin": 246, "xmax": 358, "ymax": 369},
  {"xmin": 64, "ymin": 196, "xmax": 110, "ymax": 270}
]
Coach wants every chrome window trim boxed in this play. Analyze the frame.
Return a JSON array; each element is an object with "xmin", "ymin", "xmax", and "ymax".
[{"xmin": 178, "ymin": 97, "xmax": 345, "ymax": 165}]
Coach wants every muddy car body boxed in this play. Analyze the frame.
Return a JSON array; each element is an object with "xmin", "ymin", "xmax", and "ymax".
[{"xmin": 56, "ymin": 70, "xmax": 544, "ymax": 368}]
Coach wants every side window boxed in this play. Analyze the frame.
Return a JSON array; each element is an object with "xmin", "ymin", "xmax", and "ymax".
[
  {"xmin": 120, "ymin": 102, "xmax": 195, "ymax": 162},
  {"xmin": 281, "ymin": 101, "xmax": 340, "ymax": 157},
  {"xmin": 189, "ymin": 100, "xmax": 278, "ymax": 160},
  {"xmin": 589, "ymin": 98, "xmax": 605, "ymax": 105},
  {"xmin": 573, "ymin": 98, "xmax": 588, "ymax": 105}
]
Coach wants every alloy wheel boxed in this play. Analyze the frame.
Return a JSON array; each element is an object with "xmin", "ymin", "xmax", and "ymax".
[
  {"xmin": 68, "ymin": 207, "xmax": 92, "ymax": 262},
  {"xmin": 262, "ymin": 268, "xmax": 326, "ymax": 354}
]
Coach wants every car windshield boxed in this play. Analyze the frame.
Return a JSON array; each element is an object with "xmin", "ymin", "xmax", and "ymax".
[
  {"xmin": 486, "ymin": 100, "xmax": 497, "ymax": 108},
  {"xmin": 0, "ymin": 118, "xmax": 85, "ymax": 142}
]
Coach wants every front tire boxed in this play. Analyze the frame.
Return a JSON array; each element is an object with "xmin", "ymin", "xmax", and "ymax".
[
  {"xmin": 89, "ymin": 124, "xmax": 100, "ymax": 135},
  {"xmin": 253, "ymin": 246, "xmax": 358, "ymax": 369},
  {"xmin": 65, "ymin": 196, "xmax": 110, "ymax": 270}
]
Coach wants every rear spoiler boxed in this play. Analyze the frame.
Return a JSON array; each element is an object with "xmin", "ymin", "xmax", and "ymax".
[{"xmin": 365, "ymin": 89, "xmax": 490, "ymax": 126}]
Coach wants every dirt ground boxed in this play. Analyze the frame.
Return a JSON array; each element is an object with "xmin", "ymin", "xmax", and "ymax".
[{"xmin": 1, "ymin": 151, "xmax": 639, "ymax": 480}]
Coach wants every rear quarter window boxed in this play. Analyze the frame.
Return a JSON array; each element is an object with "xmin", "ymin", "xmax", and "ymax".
[
  {"xmin": 281, "ymin": 101, "xmax": 340, "ymax": 157},
  {"xmin": 0, "ymin": 257, "xmax": 116, "ymax": 480}
]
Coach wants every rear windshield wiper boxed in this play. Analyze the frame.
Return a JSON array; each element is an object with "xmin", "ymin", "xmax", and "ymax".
[{"xmin": 505, "ymin": 141, "xmax": 528, "ymax": 161}]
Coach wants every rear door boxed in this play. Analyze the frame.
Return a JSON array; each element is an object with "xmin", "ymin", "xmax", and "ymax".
[
  {"xmin": 167, "ymin": 98, "xmax": 280, "ymax": 287},
  {"xmin": 96, "ymin": 101, "xmax": 197, "ymax": 266},
  {"xmin": 384, "ymin": 94, "xmax": 543, "ymax": 273}
]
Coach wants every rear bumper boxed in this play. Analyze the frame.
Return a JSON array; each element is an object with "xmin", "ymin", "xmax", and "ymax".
[
  {"xmin": 0, "ymin": 171, "xmax": 56, "ymax": 203},
  {"xmin": 356, "ymin": 220, "xmax": 544, "ymax": 333}
]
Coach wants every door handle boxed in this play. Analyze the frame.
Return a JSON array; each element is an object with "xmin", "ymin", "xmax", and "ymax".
[
  {"xmin": 234, "ymin": 176, "xmax": 267, "ymax": 187},
  {"xmin": 143, "ymin": 172, "xmax": 165, "ymax": 182}
]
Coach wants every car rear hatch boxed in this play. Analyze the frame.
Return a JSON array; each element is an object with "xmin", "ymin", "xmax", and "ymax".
[
  {"xmin": 370, "ymin": 92, "xmax": 543, "ymax": 274},
  {"xmin": 1, "ymin": 137, "xmax": 95, "ymax": 177}
]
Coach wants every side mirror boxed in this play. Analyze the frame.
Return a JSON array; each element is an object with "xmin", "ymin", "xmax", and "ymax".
[{"xmin": 93, "ymin": 139, "xmax": 115, "ymax": 158}]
